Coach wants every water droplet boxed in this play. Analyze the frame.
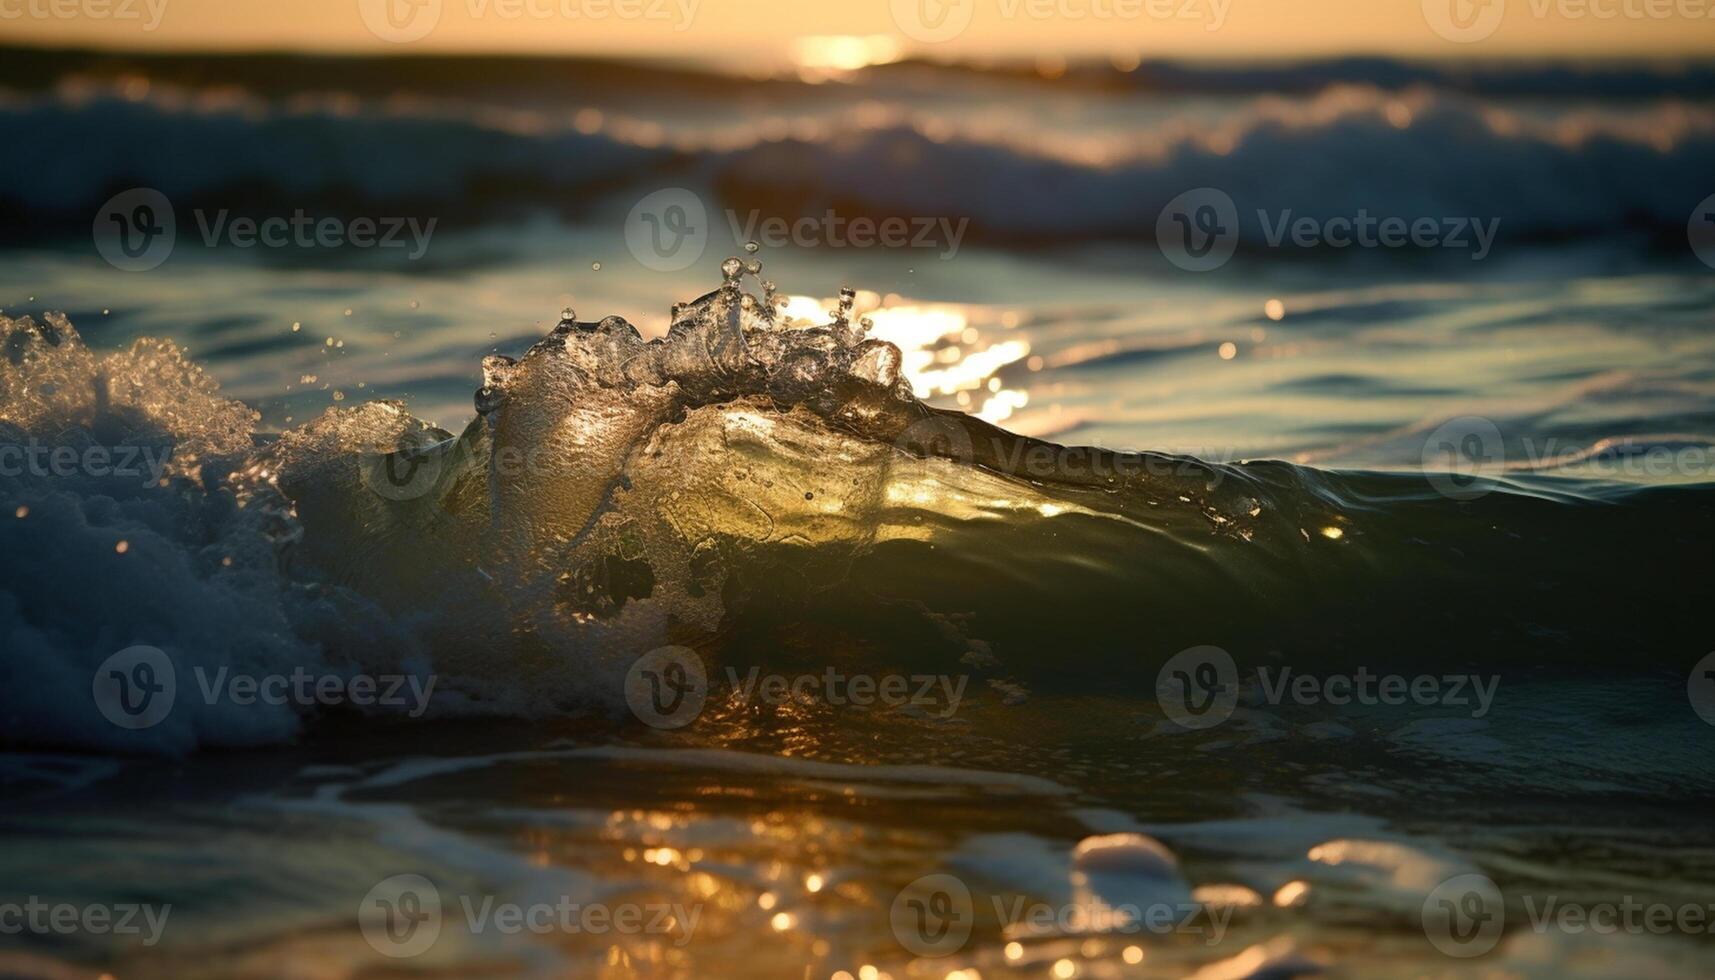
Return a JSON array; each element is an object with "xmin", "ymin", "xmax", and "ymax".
[
  {"xmin": 591, "ymin": 262, "xmax": 602, "ymax": 271},
  {"xmin": 745, "ymin": 260, "xmax": 762, "ymax": 276},
  {"xmin": 561, "ymin": 306, "xmax": 576, "ymax": 322},
  {"xmin": 291, "ymin": 322, "xmax": 301, "ymax": 332},
  {"xmin": 744, "ymin": 240, "xmax": 760, "ymax": 253},
  {"xmin": 721, "ymin": 256, "xmax": 743, "ymax": 280}
]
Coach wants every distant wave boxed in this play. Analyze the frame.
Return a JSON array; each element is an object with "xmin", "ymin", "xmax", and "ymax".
[
  {"xmin": 715, "ymin": 86, "xmax": 1715, "ymax": 245},
  {"xmin": 2, "ymin": 80, "xmax": 1710, "ymax": 248}
]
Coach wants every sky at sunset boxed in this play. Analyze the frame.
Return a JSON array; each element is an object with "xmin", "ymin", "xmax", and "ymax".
[{"xmin": 4, "ymin": 0, "xmax": 1715, "ymax": 59}]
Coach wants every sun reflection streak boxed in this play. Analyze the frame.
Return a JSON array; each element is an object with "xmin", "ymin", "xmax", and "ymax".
[{"xmin": 780, "ymin": 296, "xmax": 1030, "ymax": 421}]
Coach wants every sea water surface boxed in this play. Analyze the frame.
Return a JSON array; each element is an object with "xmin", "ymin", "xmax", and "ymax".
[{"xmin": 3, "ymin": 50, "xmax": 1715, "ymax": 979}]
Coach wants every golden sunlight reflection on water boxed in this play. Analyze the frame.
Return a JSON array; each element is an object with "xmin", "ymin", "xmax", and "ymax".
[{"xmin": 782, "ymin": 295, "xmax": 1031, "ymax": 423}]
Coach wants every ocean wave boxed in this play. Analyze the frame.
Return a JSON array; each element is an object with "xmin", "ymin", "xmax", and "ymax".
[
  {"xmin": 2, "ymin": 79, "xmax": 1710, "ymax": 246},
  {"xmin": 716, "ymin": 86, "xmax": 1715, "ymax": 243},
  {"xmin": 2, "ymin": 263, "xmax": 1711, "ymax": 755}
]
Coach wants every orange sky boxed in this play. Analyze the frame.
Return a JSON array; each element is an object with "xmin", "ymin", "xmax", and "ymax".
[{"xmin": 3, "ymin": 0, "xmax": 1713, "ymax": 59}]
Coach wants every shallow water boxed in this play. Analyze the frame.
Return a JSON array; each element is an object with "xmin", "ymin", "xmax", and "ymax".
[{"xmin": 4, "ymin": 50, "xmax": 1715, "ymax": 979}]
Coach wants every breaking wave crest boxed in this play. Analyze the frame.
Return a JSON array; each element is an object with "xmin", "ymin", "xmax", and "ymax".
[{"xmin": 2, "ymin": 261, "xmax": 1711, "ymax": 755}]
